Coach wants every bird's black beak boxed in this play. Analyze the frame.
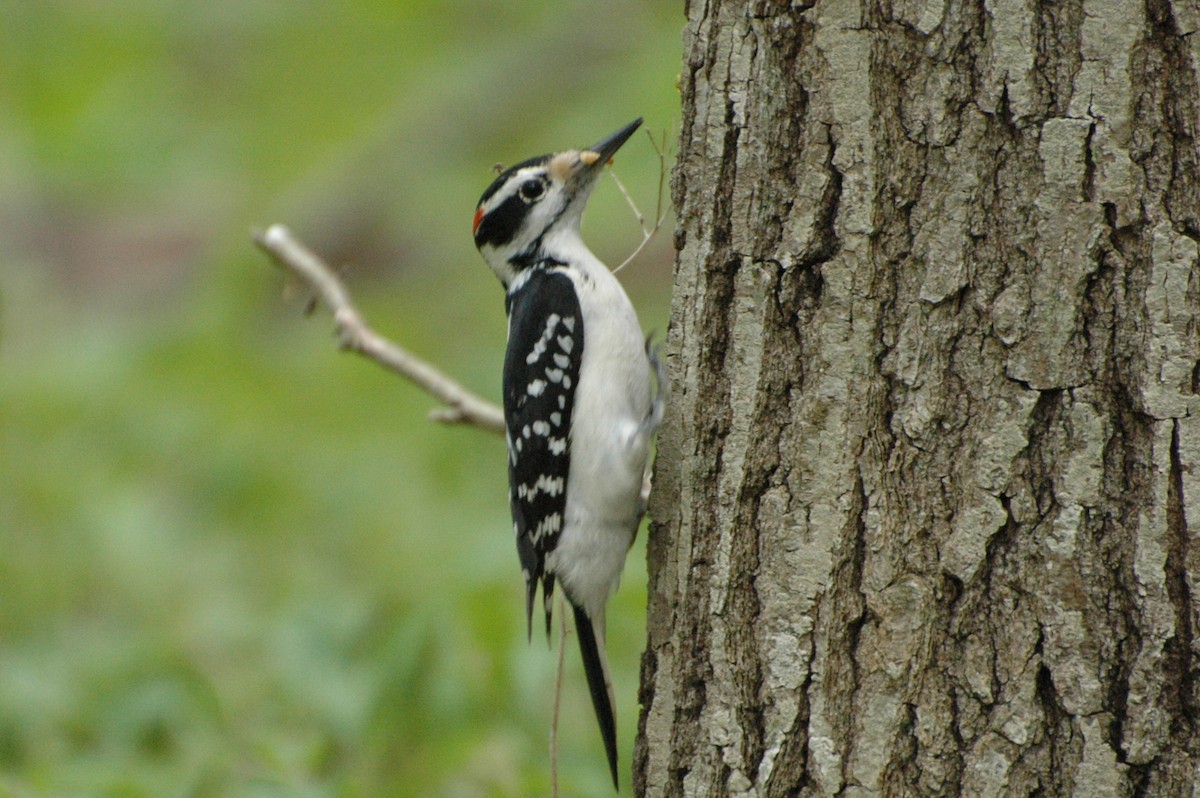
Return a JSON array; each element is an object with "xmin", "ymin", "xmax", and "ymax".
[{"xmin": 577, "ymin": 118, "xmax": 643, "ymax": 172}]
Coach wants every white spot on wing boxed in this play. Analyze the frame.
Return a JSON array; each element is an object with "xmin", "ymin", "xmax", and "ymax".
[
  {"xmin": 534, "ymin": 512, "xmax": 563, "ymax": 541},
  {"xmin": 525, "ymin": 313, "xmax": 561, "ymax": 365},
  {"xmin": 518, "ymin": 474, "xmax": 566, "ymax": 502}
]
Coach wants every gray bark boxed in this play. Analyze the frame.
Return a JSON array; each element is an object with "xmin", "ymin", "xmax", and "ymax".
[{"xmin": 636, "ymin": 1, "xmax": 1200, "ymax": 795}]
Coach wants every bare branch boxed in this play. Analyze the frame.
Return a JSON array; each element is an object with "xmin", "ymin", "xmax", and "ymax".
[
  {"xmin": 252, "ymin": 224, "xmax": 505, "ymax": 435},
  {"xmin": 610, "ymin": 127, "xmax": 673, "ymax": 275}
]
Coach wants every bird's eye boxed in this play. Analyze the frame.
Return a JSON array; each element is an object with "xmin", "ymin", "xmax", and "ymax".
[{"xmin": 519, "ymin": 179, "xmax": 545, "ymax": 202}]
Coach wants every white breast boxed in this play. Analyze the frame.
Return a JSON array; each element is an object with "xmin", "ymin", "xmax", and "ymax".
[{"xmin": 548, "ymin": 247, "xmax": 653, "ymax": 620}]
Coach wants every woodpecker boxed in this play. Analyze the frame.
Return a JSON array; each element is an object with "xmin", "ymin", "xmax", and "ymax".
[{"xmin": 473, "ymin": 118, "xmax": 663, "ymax": 789}]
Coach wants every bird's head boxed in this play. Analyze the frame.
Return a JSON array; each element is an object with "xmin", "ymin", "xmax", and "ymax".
[{"xmin": 473, "ymin": 118, "xmax": 642, "ymax": 286}]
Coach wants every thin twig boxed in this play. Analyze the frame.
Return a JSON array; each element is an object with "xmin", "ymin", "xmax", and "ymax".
[
  {"xmin": 611, "ymin": 128, "xmax": 672, "ymax": 275},
  {"xmin": 550, "ymin": 593, "xmax": 570, "ymax": 798},
  {"xmin": 609, "ymin": 168, "xmax": 648, "ymax": 235},
  {"xmin": 252, "ymin": 224, "xmax": 505, "ymax": 434}
]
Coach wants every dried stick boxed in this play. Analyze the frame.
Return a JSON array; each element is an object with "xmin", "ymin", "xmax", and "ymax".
[
  {"xmin": 252, "ymin": 224, "xmax": 505, "ymax": 434},
  {"xmin": 610, "ymin": 128, "xmax": 672, "ymax": 275}
]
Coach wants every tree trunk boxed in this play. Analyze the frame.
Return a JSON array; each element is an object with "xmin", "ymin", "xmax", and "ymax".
[{"xmin": 636, "ymin": 1, "xmax": 1200, "ymax": 795}]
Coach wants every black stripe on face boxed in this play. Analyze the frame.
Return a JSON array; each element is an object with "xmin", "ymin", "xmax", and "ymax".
[
  {"xmin": 474, "ymin": 192, "xmax": 527, "ymax": 248},
  {"xmin": 474, "ymin": 155, "xmax": 551, "ymax": 249}
]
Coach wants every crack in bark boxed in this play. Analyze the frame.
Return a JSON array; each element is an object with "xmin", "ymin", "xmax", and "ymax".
[
  {"xmin": 798, "ymin": 129, "xmax": 843, "ymax": 274},
  {"xmin": 633, "ymin": 644, "xmax": 658, "ymax": 794},
  {"xmin": 727, "ymin": 402, "xmax": 773, "ymax": 782},
  {"xmin": 1034, "ymin": 645, "xmax": 1074, "ymax": 795},
  {"xmin": 1082, "ymin": 119, "xmax": 1097, "ymax": 203},
  {"xmin": 1144, "ymin": 0, "xmax": 1200, "ymax": 235},
  {"xmin": 1165, "ymin": 419, "xmax": 1197, "ymax": 735},
  {"xmin": 1034, "ymin": 0, "xmax": 1085, "ymax": 120},
  {"xmin": 836, "ymin": 473, "xmax": 871, "ymax": 794},
  {"xmin": 763, "ymin": 661, "xmax": 814, "ymax": 796}
]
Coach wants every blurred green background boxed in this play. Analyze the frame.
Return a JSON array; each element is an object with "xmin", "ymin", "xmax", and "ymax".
[{"xmin": 0, "ymin": 2, "xmax": 679, "ymax": 795}]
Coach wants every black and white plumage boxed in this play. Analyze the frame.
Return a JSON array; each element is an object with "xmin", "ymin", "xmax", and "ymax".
[
  {"xmin": 473, "ymin": 118, "xmax": 663, "ymax": 789},
  {"xmin": 503, "ymin": 265, "xmax": 581, "ymax": 634}
]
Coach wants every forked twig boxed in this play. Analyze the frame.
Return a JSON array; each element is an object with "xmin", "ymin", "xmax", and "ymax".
[
  {"xmin": 610, "ymin": 128, "xmax": 672, "ymax": 275},
  {"xmin": 252, "ymin": 224, "xmax": 505, "ymax": 434}
]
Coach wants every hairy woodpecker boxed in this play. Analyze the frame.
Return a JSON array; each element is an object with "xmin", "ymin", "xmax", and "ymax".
[{"xmin": 473, "ymin": 118, "xmax": 663, "ymax": 788}]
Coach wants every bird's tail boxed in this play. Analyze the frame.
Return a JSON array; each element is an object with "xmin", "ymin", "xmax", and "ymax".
[{"xmin": 571, "ymin": 601, "xmax": 619, "ymax": 789}]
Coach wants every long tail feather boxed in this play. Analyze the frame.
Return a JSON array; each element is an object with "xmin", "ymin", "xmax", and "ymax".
[
  {"xmin": 543, "ymin": 574, "xmax": 556, "ymax": 644},
  {"xmin": 526, "ymin": 573, "xmax": 558, "ymax": 646},
  {"xmin": 571, "ymin": 602, "xmax": 619, "ymax": 789},
  {"xmin": 525, "ymin": 579, "xmax": 536, "ymax": 644}
]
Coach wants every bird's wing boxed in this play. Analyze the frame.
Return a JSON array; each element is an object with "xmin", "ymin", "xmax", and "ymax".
[{"xmin": 503, "ymin": 265, "xmax": 583, "ymax": 641}]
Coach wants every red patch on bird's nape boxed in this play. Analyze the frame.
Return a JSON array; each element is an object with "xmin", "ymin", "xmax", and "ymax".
[{"xmin": 473, "ymin": 206, "xmax": 485, "ymax": 235}]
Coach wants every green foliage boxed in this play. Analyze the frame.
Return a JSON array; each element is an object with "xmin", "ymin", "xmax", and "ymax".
[{"xmin": 0, "ymin": 1, "xmax": 678, "ymax": 793}]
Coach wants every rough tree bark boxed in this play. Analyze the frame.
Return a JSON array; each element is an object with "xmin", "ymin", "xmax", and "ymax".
[{"xmin": 636, "ymin": 1, "xmax": 1200, "ymax": 795}]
